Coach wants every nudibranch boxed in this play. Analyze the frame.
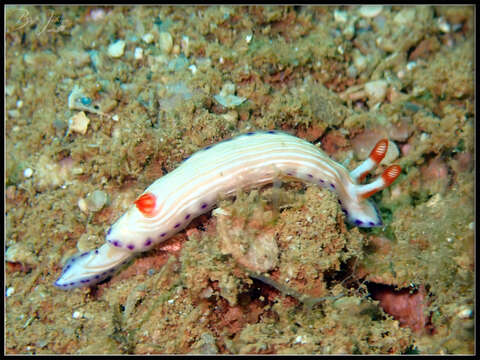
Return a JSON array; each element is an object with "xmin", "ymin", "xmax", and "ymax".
[{"xmin": 55, "ymin": 131, "xmax": 401, "ymax": 289}]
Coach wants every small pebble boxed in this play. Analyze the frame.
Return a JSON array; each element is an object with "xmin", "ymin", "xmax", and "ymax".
[
  {"xmin": 6, "ymin": 185, "xmax": 16, "ymax": 201},
  {"xmin": 200, "ymin": 286, "xmax": 214, "ymax": 299},
  {"xmin": 406, "ymin": 61, "xmax": 417, "ymax": 71},
  {"xmin": 353, "ymin": 53, "xmax": 367, "ymax": 72},
  {"xmin": 382, "ymin": 140, "xmax": 399, "ymax": 165},
  {"xmin": 6, "ymin": 287, "xmax": 15, "ymax": 297},
  {"xmin": 437, "ymin": 17, "xmax": 451, "ymax": 33},
  {"xmin": 334, "ymin": 9, "xmax": 348, "ymax": 23},
  {"xmin": 426, "ymin": 193, "xmax": 441, "ymax": 208},
  {"xmin": 358, "ymin": 5, "xmax": 383, "ymax": 18},
  {"xmin": 457, "ymin": 306, "xmax": 472, "ymax": 319},
  {"xmin": 188, "ymin": 64, "xmax": 197, "ymax": 74},
  {"xmin": 142, "ymin": 33, "xmax": 154, "ymax": 44},
  {"xmin": 393, "ymin": 8, "xmax": 416, "ymax": 25},
  {"xmin": 72, "ymin": 167, "xmax": 84, "ymax": 175},
  {"xmin": 181, "ymin": 35, "xmax": 190, "ymax": 56},
  {"xmin": 172, "ymin": 44, "xmax": 180, "ymax": 56},
  {"xmin": 90, "ymin": 8, "xmax": 106, "ymax": 21},
  {"xmin": 365, "ymin": 80, "xmax": 388, "ymax": 104},
  {"xmin": 78, "ymin": 198, "xmax": 89, "ymax": 214},
  {"xmin": 85, "ymin": 190, "xmax": 108, "ymax": 212},
  {"xmin": 6, "ymin": 242, "xmax": 34, "ymax": 264},
  {"xmin": 159, "ymin": 32, "xmax": 173, "ymax": 53},
  {"xmin": 134, "ymin": 47, "xmax": 143, "ymax": 60},
  {"xmin": 72, "ymin": 311, "xmax": 82, "ymax": 319},
  {"xmin": 69, "ymin": 111, "xmax": 90, "ymax": 135},
  {"xmin": 346, "ymin": 64, "xmax": 358, "ymax": 78},
  {"xmin": 107, "ymin": 40, "xmax": 126, "ymax": 58},
  {"xmin": 219, "ymin": 82, "xmax": 236, "ymax": 97},
  {"xmin": 214, "ymin": 94, "xmax": 246, "ymax": 108},
  {"xmin": 23, "ymin": 168, "xmax": 33, "ymax": 178},
  {"xmin": 112, "ymin": 114, "xmax": 119, "ymax": 122},
  {"xmin": 420, "ymin": 133, "xmax": 429, "ymax": 141},
  {"xmin": 343, "ymin": 21, "xmax": 356, "ymax": 40},
  {"xmin": 6, "ymin": 84, "xmax": 15, "ymax": 96},
  {"xmin": 8, "ymin": 110, "xmax": 20, "ymax": 118}
]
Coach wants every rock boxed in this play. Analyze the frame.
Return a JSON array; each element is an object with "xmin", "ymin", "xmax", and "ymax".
[
  {"xmin": 365, "ymin": 80, "xmax": 388, "ymax": 104},
  {"xmin": 159, "ymin": 32, "xmax": 173, "ymax": 54},
  {"xmin": 107, "ymin": 40, "xmax": 126, "ymax": 58},
  {"xmin": 69, "ymin": 111, "xmax": 90, "ymax": 135}
]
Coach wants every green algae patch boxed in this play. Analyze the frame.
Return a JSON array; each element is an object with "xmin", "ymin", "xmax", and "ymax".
[
  {"xmin": 228, "ymin": 295, "xmax": 412, "ymax": 354},
  {"xmin": 358, "ymin": 173, "xmax": 473, "ymax": 353}
]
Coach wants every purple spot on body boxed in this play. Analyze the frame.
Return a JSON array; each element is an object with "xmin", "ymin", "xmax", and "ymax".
[
  {"xmin": 107, "ymin": 227, "xmax": 112, "ymax": 236},
  {"xmin": 308, "ymin": 174, "xmax": 313, "ymax": 178},
  {"xmin": 246, "ymin": 132, "xmax": 255, "ymax": 135},
  {"xmin": 127, "ymin": 244, "xmax": 135, "ymax": 250},
  {"xmin": 95, "ymin": 275, "xmax": 100, "ymax": 279},
  {"xmin": 81, "ymin": 279, "xmax": 90, "ymax": 283},
  {"xmin": 330, "ymin": 183, "xmax": 336, "ymax": 189},
  {"xmin": 95, "ymin": 249, "xmax": 99, "ymax": 254},
  {"xmin": 161, "ymin": 232, "xmax": 167, "ymax": 237},
  {"xmin": 343, "ymin": 209, "xmax": 349, "ymax": 216},
  {"xmin": 204, "ymin": 145, "xmax": 212, "ymax": 150},
  {"xmin": 267, "ymin": 130, "xmax": 276, "ymax": 134},
  {"xmin": 201, "ymin": 203, "xmax": 208, "ymax": 209},
  {"xmin": 319, "ymin": 179, "xmax": 324, "ymax": 183},
  {"xmin": 69, "ymin": 282, "xmax": 75, "ymax": 286},
  {"xmin": 368, "ymin": 221, "xmax": 375, "ymax": 226},
  {"xmin": 185, "ymin": 214, "xmax": 191, "ymax": 220},
  {"xmin": 81, "ymin": 251, "xmax": 89, "ymax": 257},
  {"xmin": 287, "ymin": 172, "xmax": 293, "ymax": 176},
  {"xmin": 355, "ymin": 219, "xmax": 363, "ymax": 226},
  {"xmin": 174, "ymin": 223, "xmax": 181, "ymax": 228},
  {"xmin": 112, "ymin": 240, "xmax": 121, "ymax": 247},
  {"xmin": 145, "ymin": 238, "xmax": 152, "ymax": 246}
]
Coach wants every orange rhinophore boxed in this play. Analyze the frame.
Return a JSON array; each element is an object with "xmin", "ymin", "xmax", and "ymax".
[
  {"xmin": 370, "ymin": 139, "xmax": 389, "ymax": 164},
  {"xmin": 360, "ymin": 164, "xmax": 402, "ymax": 199},
  {"xmin": 382, "ymin": 165, "xmax": 402, "ymax": 187},
  {"xmin": 351, "ymin": 138, "xmax": 390, "ymax": 182}
]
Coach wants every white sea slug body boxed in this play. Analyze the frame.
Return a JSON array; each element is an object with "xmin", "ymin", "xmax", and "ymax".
[{"xmin": 55, "ymin": 131, "xmax": 401, "ymax": 289}]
